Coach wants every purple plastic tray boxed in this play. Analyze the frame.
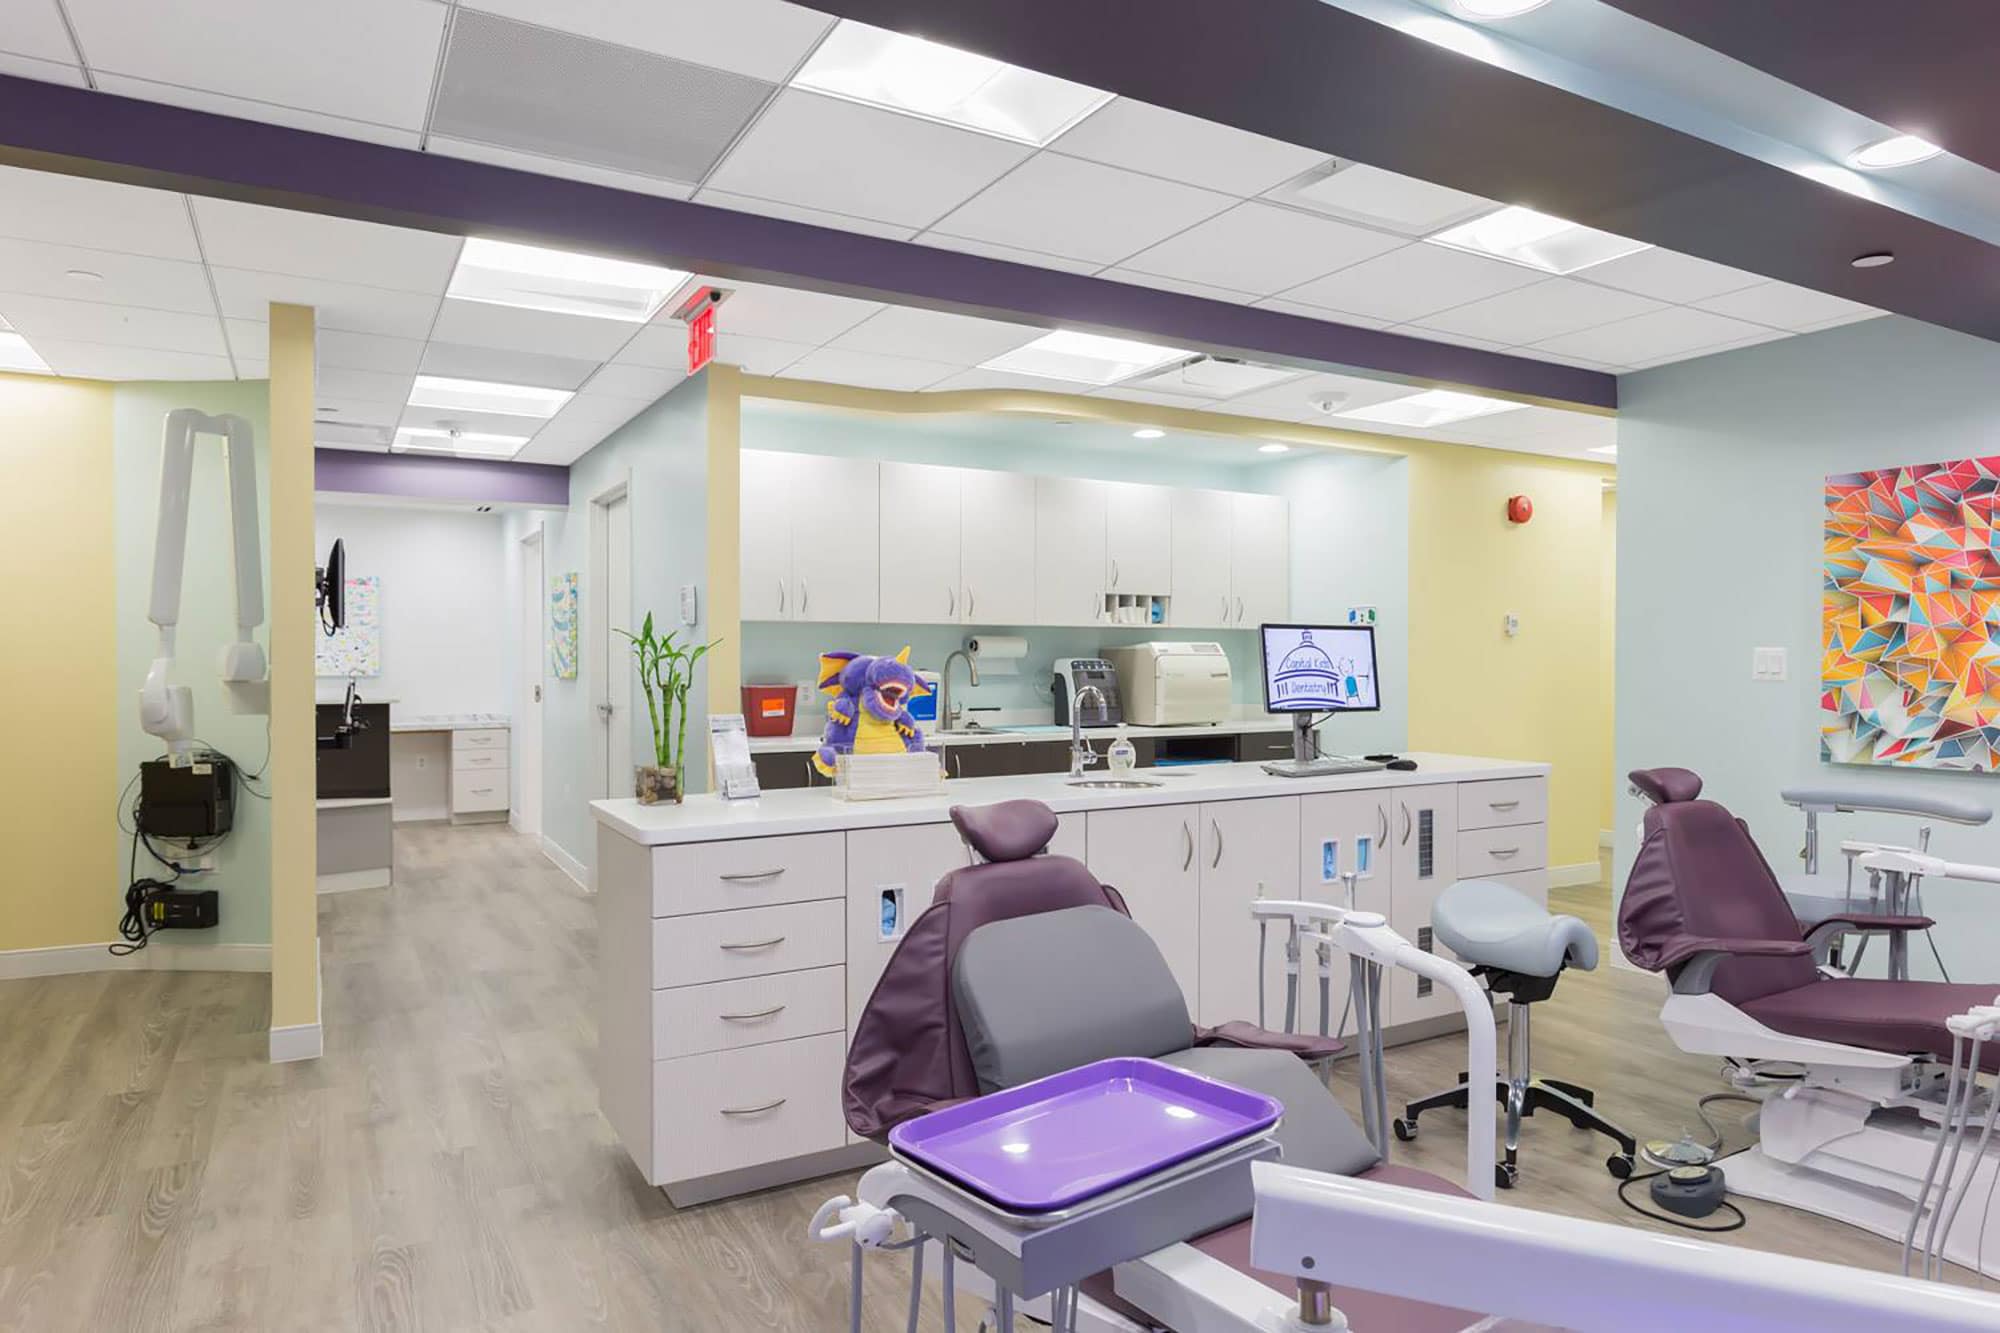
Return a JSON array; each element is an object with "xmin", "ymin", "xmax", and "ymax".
[{"xmin": 888, "ymin": 1057, "xmax": 1282, "ymax": 1214}]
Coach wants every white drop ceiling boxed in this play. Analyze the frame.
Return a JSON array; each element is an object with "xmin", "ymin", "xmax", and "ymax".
[{"xmin": 0, "ymin": 0, "xmax": 1888, "ymax": 465}]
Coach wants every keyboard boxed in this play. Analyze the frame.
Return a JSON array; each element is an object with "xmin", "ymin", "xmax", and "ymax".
[{"xmin": 1261, "ymin": 757, "xmax": 1386, "ymax": 779}]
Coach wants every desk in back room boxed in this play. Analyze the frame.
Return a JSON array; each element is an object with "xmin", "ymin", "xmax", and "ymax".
[{"xmin": 389, "ymin": 713, "xmax": 511, "ymax": 824}]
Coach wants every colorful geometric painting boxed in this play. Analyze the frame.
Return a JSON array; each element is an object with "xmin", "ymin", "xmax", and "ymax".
[
  {"xmin": 315, "ymin": 574, "xmax": 381, "ymax": 678},
  {"xmin": 1824, "ymin": 457, "xmax": 2000, "ymax": 770},
  {"xmin": 549, "ymin": 572, "xmax": 579, "ymax": 681}
]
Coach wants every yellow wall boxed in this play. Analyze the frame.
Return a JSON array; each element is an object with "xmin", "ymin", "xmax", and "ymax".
[
  {"xmin": 1598, "ymin": 486, "xmax": 1617, "ymax": 835},
  {"xmin": 0, "ymin": 373, "xmax": 117, "ymax": 952},
  {"xmin": 1406, "ymin": 447, "xmax": 1614, "ymax": 872}
]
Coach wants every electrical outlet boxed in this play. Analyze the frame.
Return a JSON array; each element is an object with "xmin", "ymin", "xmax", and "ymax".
[
  {"xmin": 414, "ymin": 755, "xmax": 427, "ymax": 768},
  {"xmin": 1752, "ymin": 647, "xmax": 1788, "ymax": 681}
]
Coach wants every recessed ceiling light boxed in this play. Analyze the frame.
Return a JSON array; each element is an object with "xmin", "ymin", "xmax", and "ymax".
[
  {"xmin": 1259, "ymin": 443, "xmax": 1291, "ymax": 454},
  {"xmin": 64, "ymin": 268, "xmax": 103, "ymax": 282},
  {"xmin": 0, "ymin": 330, "xmax": 50, "ymax": 374},
  {"xmin": 1851, "ymin": 252, "xmax": 1895, "ymax": 269},
  {"xmin": 1426, "ymin": 205, "xmax": 1650, "ymax": 275},
  {"xmin": 392, "ymin": 427, "xmax": 530, "ymax": 459},
  {"xmin": 1451, "ymin": 0, "xmax": 1553, "ymax": 18},
  {"xmin": 979, "ymin": 331, "xmax": 1189, "ymax": 386},
  {"xmin": 792, "ymin": 20, "xmax": 1111, "ymax": 147},
  {"xmin": 1847, "ymin": 134, "xmax": 1942, "ymax": 170},
  {"xmin": 407, "ymin": 374, "xmax": 573, "ymax": 420},
  {"xmin": 1588, "ymin": 444, "xmax": 1618, "ymax": 457},
  {"xmin": 1336, "ymin": 388, "xmax": 1528, "ymax": 428},
  {"xmin": 447, "ymin": 238, "xmax": 688, "ymax": 323},
  {"xmin": 1132, "ymin": 428, "xmax": 1164, "ymax": 440}
]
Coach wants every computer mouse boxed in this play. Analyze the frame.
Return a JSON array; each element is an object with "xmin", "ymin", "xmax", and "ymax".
[{"xmin": 1386, "ymin": 758, "xmax": 1418, "ymax": 771}]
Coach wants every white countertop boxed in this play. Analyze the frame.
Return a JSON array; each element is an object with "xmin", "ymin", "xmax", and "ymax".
[
  {"xmin": 593, "ymin": 753, "xmax": 1548, "ymax": 846},
  {"xmin": 390, "ymin": 713, "xmax": 510, "ymax": 733},
  {"xmin": 747, "ymin": 716, "xmax": 1297, "ymax": 754}
]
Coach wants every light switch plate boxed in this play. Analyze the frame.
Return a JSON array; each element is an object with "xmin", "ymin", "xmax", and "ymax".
[
  {"xmin": 1503, "ymin": 613, "xmax": 1520, "ymax": 637},
  {"xmin": 679, "ymin": 583, "xmax": 699, "ymax": 626},
  {"xmin": 1752, "ymin": 646, "xmax": 1788, "ymax": 681}
]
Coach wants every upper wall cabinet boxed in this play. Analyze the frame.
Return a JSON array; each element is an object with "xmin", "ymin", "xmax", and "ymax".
[
  {"xmin": 741, "ymin": 450, "xmax": 880, "ymax": 623},
  {"xmin": 1231, "ymin": 492, "xmax": 1290, "ymax": 629},
  {"xmin": 1034, "ymin": 476, "xmax": 1108, "ymax": 629},
  {"xmin": 1104, "ymin": 481, "xmax": 1173, "ymax": 598},
  {"xmin": 879, "ymin": 462, "xmax": 962, "ymax": 625},
  {"xmin": 960, "ymin": 469, "xmax": 1038, "ymax": 626},
  {"xmin": 1169, "ymin": 489, "xmax": 1290, "ymax": 630}
]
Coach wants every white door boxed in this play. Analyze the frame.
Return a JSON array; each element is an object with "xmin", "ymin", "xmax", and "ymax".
[
  {"xmin": 1389, "ymin": 785, "xmax": 1463, "ymax": 1026},
  {"xmin": 605, "ymin": 492, "xmax": 633, "ymax": 795},
  {"xmin": 959, "ymin": 468, "xmax": 1037, "ymax": 626},
  {"xmin": 1105, "ymin": 481, "xmax": 1173, "ymax": 596},
  {"xmin": 878, "ymin": 462, "xmax": 961, "ymax": 625},
  {"xmin": 1085, "ymin": 805, "xmax": 1201, "ymax": 1010},
  {"xmin": 1195, "ymin": 797, "xmax": 1303, "ymax": 1031},
  {"xmin": 515, "ymin": 528, "xmax": 544, "ymax": 837},
  {"xmin": 1034, "ymin": 476, "xmax": 1107, "ymax": 627},
  {"xmin": 1169, "ymin": 488, "xmax": 1234, "ymax": 629},
  {"xmin": 740, "ymin": 449, "xmax": 793, "ymax": 621},
  {"xmin": 1298, "ymin": 790, "xmax": 1396, "ymax": 1033},
  {"xmin": 790, "ymin": 454, "xmax": 880, "ymax": 623},
  {"xmin": 1230, "ymin": 493, "xmax": 1290, "ymax": 629}
]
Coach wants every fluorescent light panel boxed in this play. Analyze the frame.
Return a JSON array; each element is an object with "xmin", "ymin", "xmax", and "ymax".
[
  {"xmin": 979, "ymin": 330, "xmax": 1189, "ymax": 386},
  {"xmin": 1337, "ymin": 389, "xmax": 1528, "ymax": 428},
  {"xmin": 1847, "ymin": 134, "xmax": 1943, "ymax": 170},
  {"xmin": 1588, "ymin": 444, "xmax": 1618, "ymax": 456},
  {"xmin": 407, "ymin": 374, "xmax": 573, "ymax": 419},
  {"xmin": 1452, "ymin": 0, "xmax": 1553, "ymax": 17},
  {"xmin": 792, "ymin": 20, "xmax": 1111, "ymax": 146},
  {"xmin": 0, "ymin": 330, "xmax": 50, "ymax": 374},
  {"xmin": 393, "ymin": 427, "xmax": 530, "ymax": 458},
  {"xmin": 447, "ymin": 237, "xmax": 688, "ymax": 323},
  {"xmin": 1426, "ymin": 205, "xmax": 1650, "ymax": 275}
]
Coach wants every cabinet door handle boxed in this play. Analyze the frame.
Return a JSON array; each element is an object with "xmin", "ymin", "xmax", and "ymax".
[
  {"xmin": 799, "ymin": 579, "xmax": 809, "ymax": 615},
  {"xmin": 1377, "ymin": 804, "xmax": 1388, "ymax": 847},
  {"xmin": 778, "ymin": 578, "xmax": 786, "ymax": 616},
  {"xmin": 720, "ymin": 1098, "xmax": 787, "ymax": 1117},
  {"xmin": 1235, "ymin": 595, "xmax": 1245, "ymax": 624},
  {"xmin": 719, "ymin": 868, "xmax": 784, "ymax": 882},
  {"xmin": 1219, "ymin": 595, "xmax": 1229, "ymax": 623},
  {"xmin": 1111, "ymin": 558, "xmax": 1120, "ymax": 587},
  {"xmin": 967, "ymin": 587, "xmax": 975, "ymax": 618},
  {"xmin": 1489, "ymin": 847, "xmax": 1521, "ymax": 859},
  {"xmin": 720, "ymin": 936, "xmax": 787, "ymax": 952},
  {"xmin": 1181, "ymin": 820, "xmax": 1193, "ymax": 872},
  {"xmin": 1489, "ymin": 799, "xmax": 1520, "ymax": 811},
  {"xmin": 1400, "ymin": 803, "xmax": 1412, "ymax": 846},
  {"xmin": 952, "ymin": 751, "xmax": 963, "ymax": 779},
  {"xmin": 1210, "ymin": 819, "xmax": 1223, "ymax": 868},
  {"xmin": 470, "ymin": 786, "xmax": 493, "ymax": 795},
  {"xmin": 947, "ymin": 585, "xmax": 956, "ymax": 618},
  {"xmin": 719, "ymin": 1004, "xmax": 787, "ymax": 1022}
]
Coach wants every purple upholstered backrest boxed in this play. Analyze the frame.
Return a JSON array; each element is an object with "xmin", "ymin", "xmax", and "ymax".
[
  {"xmin": 1630, "ymin": 767, "xmax": 1702, "ymax": 805},
  {"xmin": 1618, "ymin": 771, "xmax": 1816, "ymax": 1003},
  {"xmin": 842, "ymin": 800, "xmax": 1132, "ymax": 1140}
]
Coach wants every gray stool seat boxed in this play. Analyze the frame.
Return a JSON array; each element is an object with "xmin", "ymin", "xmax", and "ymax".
[{"xmin": 1432, "ymin": 878, "xmax": 1597, "ymax": 978}]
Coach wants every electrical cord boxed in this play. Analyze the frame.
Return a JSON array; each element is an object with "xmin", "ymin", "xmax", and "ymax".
[
  {"xmin": 1615, "ymin": 1168, "xmax": 1747, "ymax": 1233},
  {"xmin": 108, "ymin": 747, "xmax": 241, "ymax": 956}
]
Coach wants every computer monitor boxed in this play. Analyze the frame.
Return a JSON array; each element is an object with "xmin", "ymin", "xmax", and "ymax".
[{"xmin": 1261, "ymin": 623, "xmax": 1380, "ymax": 713}]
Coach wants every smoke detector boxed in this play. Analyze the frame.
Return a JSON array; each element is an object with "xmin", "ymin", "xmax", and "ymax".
[{"xmin": 1308, "ymin": 392, "xmax": 1352, "ymax": 416}]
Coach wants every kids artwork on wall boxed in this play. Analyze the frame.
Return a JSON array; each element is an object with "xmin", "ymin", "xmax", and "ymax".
[
  {"xmin": 314, "ymin": 574, "xmax": 380, "ymax": 677},
  {"xmin": 549, "ymin": 572, "xmax": 579, "ymax": 680},
  {"xmin": 1824, "ymin": 456, "xmax": 2000, "ymax": 770}
]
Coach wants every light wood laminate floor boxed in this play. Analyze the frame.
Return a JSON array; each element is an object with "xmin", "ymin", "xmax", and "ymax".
[{"xmin": 0, "ymin": 826, "xmax": 1980, "ymax": 1330}]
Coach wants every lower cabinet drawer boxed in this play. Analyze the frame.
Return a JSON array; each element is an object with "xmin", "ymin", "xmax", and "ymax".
[
  {"xmin": 1458, "ymin": 824, "xmax": 1547, "ymax": 876},
  {"xmin": 653, "ymin": 898, "xmax": 845, "ymax": 988},
  {"xmin": 452, "ymin": 748, "xmax": 507, "ymax": 773},
  {"xmin": 451, "ymin": 769, "xmax": 508, "ymax": 811},
  {"xmin": 653, "ymin": 1032, "xmax": 846, "ymax": 1181},
  {"xmin": 453, "ymin": 727, "xmax": 508, "ymax": 752},
  {"xmin": 653, "ymin": 965, "xmax": 845, "ymax": 1060},
  {"xmin": 1459, "ymin": 776, "xmax": 1547, "ymax": 830}
]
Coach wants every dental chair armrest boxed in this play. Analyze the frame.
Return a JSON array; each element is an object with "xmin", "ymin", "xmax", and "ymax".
[
  {"xmin": 1663, "ymin": 936, "xmax": 1813, "ymax": 995},
  {"xmin": 1194, "ymin": 1021, "xmax": 1345, "ymax": 1063},
  {"xmin": 1804, "ymin": 914, "xmax": 1936, "ymax": 951}
]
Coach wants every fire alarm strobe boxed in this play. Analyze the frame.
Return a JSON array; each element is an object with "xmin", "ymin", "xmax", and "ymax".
[{"xmin": 1506, "ymin": 494, "xmax": 1534, "ymax": 524}]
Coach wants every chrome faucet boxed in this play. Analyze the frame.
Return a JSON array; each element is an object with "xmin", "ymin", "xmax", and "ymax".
[
  {"xmin": 940, "ymin": 648, "xmax": 979, "ymax": 731},
  {"xmin": 1069, "ymin": 684, "xmax": 1106, "ymax": 777}
]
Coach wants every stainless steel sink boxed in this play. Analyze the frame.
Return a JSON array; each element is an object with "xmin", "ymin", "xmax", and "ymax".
[
  {"xmin": 1066, "ymin": 778, "xmax": 1163, "ymax": 789},
  {"xmin": 932, "ymin": 727, "xmax": 1020, "ymax": 738}
]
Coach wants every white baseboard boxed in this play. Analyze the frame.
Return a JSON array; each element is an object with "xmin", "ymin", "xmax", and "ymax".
[
  {"xmin": 268, "ymin": 939, "xmax": 323, "ymax": 1063},
  {"xmin": 317, "ymin": 868, "xmax": 391, "ymax": 894},
  {"xmin": 0, "ymin": 940, "xmax": 271, "ymax": 981},
  {"xmin": 1549, "ymin": 861, "xmax": 1604, "ymax": 889},
  {"xmin": 542, "ymin": 835, "xmax": 591, "ymax": 890}
]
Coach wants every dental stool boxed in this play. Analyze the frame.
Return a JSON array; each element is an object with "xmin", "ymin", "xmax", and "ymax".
[{"xmin": 1395, "ymin": 878, "xmax": 1638, "ymax": 1188}]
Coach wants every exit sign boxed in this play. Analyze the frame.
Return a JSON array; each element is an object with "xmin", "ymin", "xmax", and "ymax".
[{"xmin": 687, "ymin": 301, "xmax": 716, "ymax": 375}]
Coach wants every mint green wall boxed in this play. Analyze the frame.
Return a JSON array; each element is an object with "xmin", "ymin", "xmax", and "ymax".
[{"xmin": 114, "ymin": 380, "xmax": 272, "ymax": 947}]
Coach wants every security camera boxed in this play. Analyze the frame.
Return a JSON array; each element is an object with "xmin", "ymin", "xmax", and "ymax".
[{"xmin": 1308, "ymin": 392, "xmax": 1351, "ymax": 415}]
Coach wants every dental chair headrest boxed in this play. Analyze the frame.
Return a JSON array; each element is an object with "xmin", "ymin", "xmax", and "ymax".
[
  {"xmin": 951, "ymin": 799, "xmax": 1059, "ymax": 862},
  {"xmin": 1629, "ymin": 767, "xmax": 1702, "ymax": 805}
]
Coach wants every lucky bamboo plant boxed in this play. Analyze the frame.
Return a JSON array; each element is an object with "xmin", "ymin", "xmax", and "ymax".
[{"xmin": 617, "ymin": 612, "xmax": 718, "ymax": 802}]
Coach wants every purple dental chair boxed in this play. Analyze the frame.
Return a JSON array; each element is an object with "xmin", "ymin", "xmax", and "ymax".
[{"xmin": 844, "ymin": 799, "xmax": 1485, "ymax": 1332}]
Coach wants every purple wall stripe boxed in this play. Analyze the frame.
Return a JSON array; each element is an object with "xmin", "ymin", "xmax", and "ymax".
[{"xmin": 315, "ymin": 449, "xmax": 568, "ymax": 507}]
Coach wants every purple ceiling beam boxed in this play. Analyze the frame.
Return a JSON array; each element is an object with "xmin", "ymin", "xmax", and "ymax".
[
  {"xmin": 0, "ymin": 72, "xmax": 1612, "ymax": 409},
  {"xmin": 801, "ymin": 0, "xmax": 2000, "ymax": 346},
  {"xmin": 315, "ymin": 449, "xmax": 568, "ymax": 508}
]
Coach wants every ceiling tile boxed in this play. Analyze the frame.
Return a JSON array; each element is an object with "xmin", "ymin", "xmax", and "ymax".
[
  {"xmin": 925, "ymin": 367, "xmax": 1083, "ymax": 393},
  {"xmin": 912, "ymin": 232, "xmax": 1102, "ymax": 276},
  {"xmin": 66, "ymin": 0, "xmax": 444, "ymax": 129},
  {"xmin": 32, "ymin": 340, "xmax": 234, "ymax": 381},
  {"xmin": 190, "ymin": 198, "xmax": 460, "ymax": 293},
  {"xmin": 0, "ymin": 293, "xmax": 224, "ymax": 354},
  {"xmin": 1692, "ymin": 281, "xmax": 1879, "ymax": 332},
  {"xmin": 92, "ymin": 74, "xmax": 424, "ymax": 150},
  {"xmin": 318, "ymin": 329, "xmax": 428, "ymax": 375},
  {"xmin": 779, "ymin": 346, "xmax": 956, "ymax": 391},
  {"xmin": 1520, "ymin": 347, "xmax": 1621, "ymax": 371},
  {"xmin": 611, "ymin": 324, "xmax": 688, "ymax": 369},
  {"xmin": 1416, "ymin": 278, "xmax": 1664, "ymax": 345},
  {"xmin": 0, "ymin": 165, "xmax": 198, "ymax": 260},
  {"xmin": 428, "ymin": 298, "xmax": 633, "ymax": 360},
  {"xmin": 426, "ymin": 137, "xmax": 697, "ymax": 200},
  {"xmin": 716, "ymin": 332, "xmax": 816, "ymax": 376},
  {"xmin": 1250, "ymin": 297, "xmax": 1393, "ymax": 329},
  {"xmin": 829, "ymin": 307, "xmax": 1040, "ymax": 364},
  {"xmin": 1210, "ymin": 369, "xmax": 1416, "ymax": 422},
  {"xmin": 419, "ymin": 341, "xmax": 601, "ymax": 390},
  {"xmin": 0, "ymin": 237, "xmax": 214, "ymax": 313},
  {"xmin": 313, "ymin": 397, "xmax": 406, "ymax": 429},
  {"xmin": 1268, "ymin": 163, "xmax": 1494, "ymax": 237},
  {"xmin": 692, "ymin": 187, "xmax": 920, "ymax": 241},
  {"xmin": 1086, "ymin": 384, "xmax": 1217, "ymax": 409},
  {"xmin": 210, "ymin": 267, "xmax": 441, "ymax": 339},
  {"xmin": 1049, "ymin": 97, "xmax": 1328, "ymax": 197},
  {"xmin": 0, "ymin": 3, "xmax": 76, "ymax": 62},
  {"xmin": 319, "ymin": 366, "xmax": 415, "ymax": 405},
  {"xmin": 514, "ymin": 429, "xmax": 601, "ymax": 465},
  {"xmin": 234, "ymin": 357, "xmax": 267, "ymax": 381},
  {"xmin": 1098, "ymin": 268, "xmax": 1255, "ymax": 305},
  {"xmin": 581, "ymin": 362, "xmax": 687, "ymax": 401},
  {"xmin": 1576, "ymin": 247, "xmax": 1764, "ymax": 303},
  {"xmin": 460, "ymin": 0, "xmax": 831, "ymax": 81},
  {"xmin": 1117, "ymin": 202, "xmax": 1403, "ymax": 297},
  {"xmin": 1278, "ymin": 242, "xmax": 1544, "ymax": 325},
  {"xmin": 1389, "ymin": 324, "xmax": 1511, "ymax": 353},
  {"xmin": 0, "ymin": 51, "xmax": 85, "ymax": 87},
  {"xmin": 931, "ymin": 153, "xmax": 1234, "ymax": 265},
  {"xmin": 223, "ymin": 318, "xmax": 266, "ymax": 364},
  {"xmin": 1622, "ymin": 325, "xmax": 1793, "ymax": 370},
  {"xmin": 707, "ymin": 280, "xmax": 882, "ymax": 343},
  {"xmin": 705, "ymin": 90, "xmax": 1030, "ymax": 229},
  {"xmin": 542, "ymin": 394, "xmax": 647, "ymax": 435},
  {"xmin": 1530, "ymin": 304, "xmax": 1772, "ymax": 365},
  {"xmin": 397, "ymin": 403, "xmax": 552, "ymax": 439}
]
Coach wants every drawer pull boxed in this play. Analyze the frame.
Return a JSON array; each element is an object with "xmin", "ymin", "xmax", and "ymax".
[
  {"xmin": 719, "ymin": 936, "xmax": 787, "ymax": 952},
  {"xmin": 719, "ymin": 1004, "xmax": 787, "ymax": 1022},
  {"xmin": 469, "ymin": 786, "xmax": 494, "ymax": 795},
  {"xmin": 719, "ymin": 869, "xmax": 785, "ymax": 882},
  {"xmin": 719, "ymin": 1097, "xmax": 788, "ymax": 1117},
  {"xmin": 1488, "ymin": 847, "xmax": 1521, "ymax": 859},
  {"xmin": 1489, "ymin": 800, "xmax": 1521, "ymax": 811}
]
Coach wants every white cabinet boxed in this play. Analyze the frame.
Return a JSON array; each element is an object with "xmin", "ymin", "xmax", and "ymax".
[
  {"xmin": 1388, "ymin": 785, "xmax": 1461, "ymax": 1026},
  {"xmin": 844, "ymin": 822, "xmax": 973, "ymax": 1042},
  {"xmin": 1298, "ymin": 790, "xmax": 1395, "ymax": 1034},
  {"xmin": 878, "ymin": 462, "xmax": 962, "ymax": 624},
  {"xmin": 1194, "ymin": 797, "xmax": 1302, "ymax": 1031},
  {"xmin": 1230, "ymin": 492, "xmax": 1289, "ymax": 628},
  {"xmin": 740, "ymin": 450, "xmax": 880, "ymax": 623},
  {"xmin": 1035, "ymin": 476, "xmax": 1108, "ymax": 628},
  {"xmin": 1170, "ymin": 487, "xmax": 1235, "ymax": 629},
  {"xmin": 1105, "ymin": 480, "xmax": 1173, "ymax": 596},
  {"xmin": 960, "ymin": 468, "xmax": 1037, "ymax": 626},
  {"xmin": 1085, "ymin": 805, "xmax": 1202, "ymax": 1010}
]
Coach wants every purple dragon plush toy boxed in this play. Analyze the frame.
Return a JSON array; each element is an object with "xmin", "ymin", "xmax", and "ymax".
[{"xmin": 813, "ymin": 646, "xmax": 932, "ymax": 778}]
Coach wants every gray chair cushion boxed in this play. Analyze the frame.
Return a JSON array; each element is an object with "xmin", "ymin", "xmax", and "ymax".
[
  {"xmin": 953, "ymin": 905, "xmax": 1193, "ymax": 1093},
  {"xmin": 1160, "ymin": 1047, "xmax": 1381, "ymax": 1177},
  {"xmin": 1432, "ymin": 879, "xmax": 1598, "ymax": 978}
]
